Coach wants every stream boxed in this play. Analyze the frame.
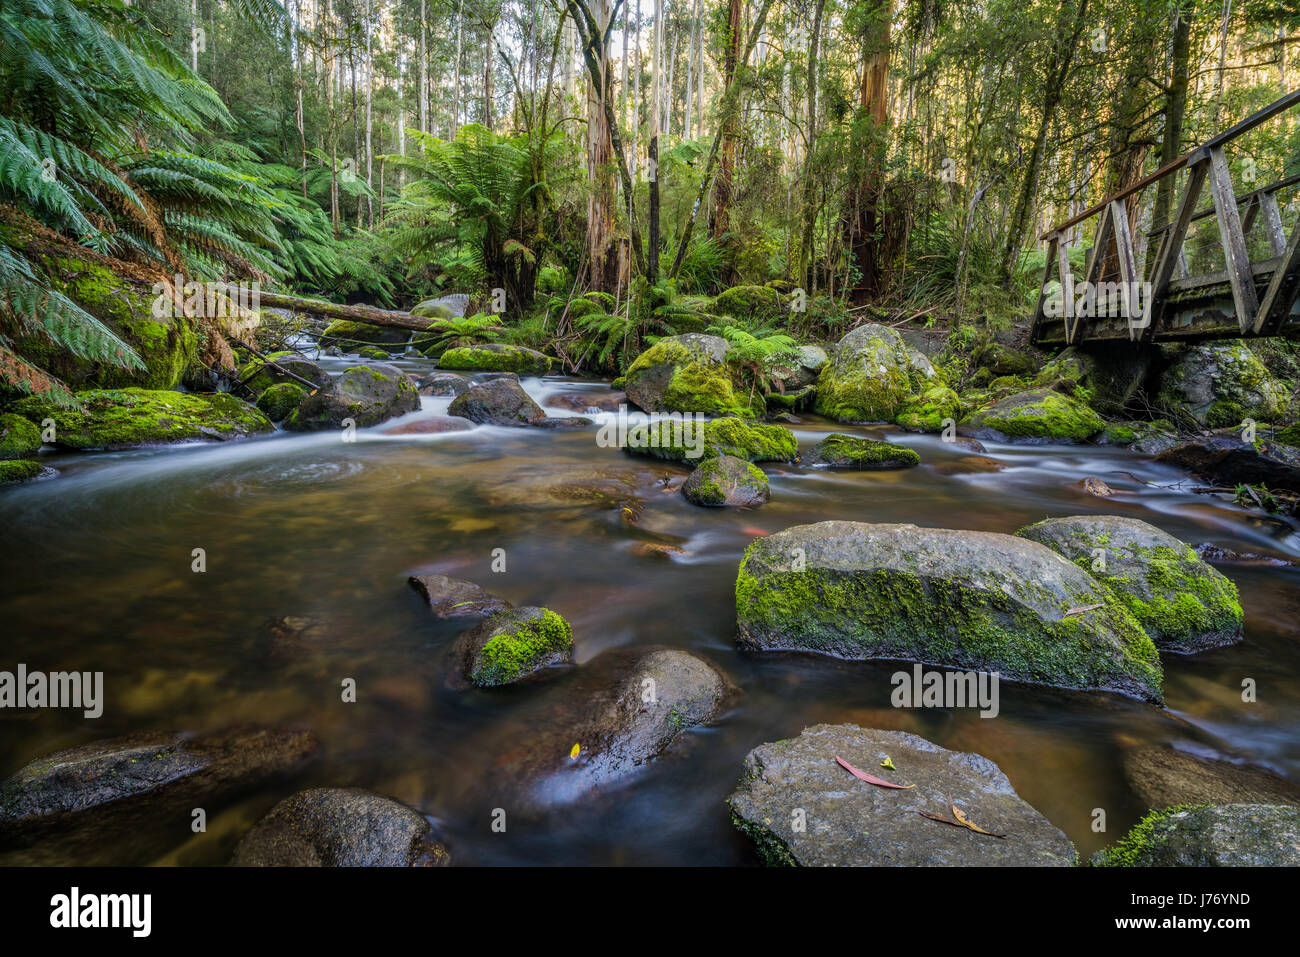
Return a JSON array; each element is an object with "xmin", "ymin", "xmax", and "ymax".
[{"xmin": 2, "ymin": 348, "xmax": 1299, "ymax": 865}]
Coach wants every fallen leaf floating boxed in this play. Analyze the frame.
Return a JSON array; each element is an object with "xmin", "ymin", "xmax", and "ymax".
[
  {"xmin": 569, "ymin": 743, "xmax": 581, "ymax": 761},
  {"xmin": 835, "ymin": 754, "xmax": 914, "ymax": 789},
  {"xmin": 1063, "ymin": 603, "xmax": 1105, "ymax": 617},
  {"xmin": 880, "ymin": 756, "xmax": 897, "ymax": 771}
]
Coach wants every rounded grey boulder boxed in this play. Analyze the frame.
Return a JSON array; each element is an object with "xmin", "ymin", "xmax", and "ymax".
[{"xmin": 728, "ymin": 724, "xmax": 1076, "ymax": 866}]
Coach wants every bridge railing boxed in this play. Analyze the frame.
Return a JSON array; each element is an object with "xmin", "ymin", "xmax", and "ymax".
[{"xmin": 1030, "ymin": 89, "xmax": 1300, "ymax": 347}]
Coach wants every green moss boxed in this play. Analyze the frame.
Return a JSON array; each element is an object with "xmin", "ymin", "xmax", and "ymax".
[
  {"xmin": 1205, "ymin": 399, "xmax": 1247, "ymax": 429},
  {"xmin": 895, "ymin": 386, "xmax": 961, "ymax": 432},
  {"xmin": 684, "ymin": 456, "xmax": 769, "ymax": 506},
  {"xmin": 439, "ymin": 345, "xmax": 552, "ymax": 375},
  {"xmin": 710, "ymin": 285, "xmax": 785, "ymax": 322},
  {"xmin": 0, "ymin": 459, "xmax": 45, "ymax": 484},
  {"xmin": 963, "ymin": 388, "xmax": 1104, "ymax": 440},
  {"xmin": 0, "ymin": 413, "xmax": 41, "ymax": 459},
  {"xmin": 358, "ymin": 346, "xmax": 390, "ymax": 360},
  {"xmin": 321, "ymin": 320, "xmax": 409, "ymax": 351},
  {"xmin": 729, "ymin": 810, "xmax": 799, "ymax": 867},
  {"xmin": 472, "ymin": 609, "xmax": 573, "ymax": 687},
  {"xmin": 626, "ymin": 416, "xmax": 796, "ymax": 462},
  {"xmin": 624, "ymin": 339, "xmax": 759, "ymax": 417},
  {"xmin": 256, "ymin": 382, "xmax": 307, "ymax": 421},
  {"xmin": 801, "ymin": 433, "xmax": 920, "ymax": 468},
  {"xmin": 1091, "ymin": 805, "xmax": 1203, "ymax": 867},
  {"xmin": 11, "ymin": 388, "xmax": 273, "ymax": 450}
]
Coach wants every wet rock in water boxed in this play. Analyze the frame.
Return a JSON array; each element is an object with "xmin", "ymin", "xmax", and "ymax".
[
  {"xmin": 623, "ymin": 416, "xmax": 797, "ymax": 463},
  {"xmin": 1121, "ymin": 746, "xmax": 1300, "ymax": 810},
  {"xmin": 283, "ymin": 363, "xmax": 420, "ymax": 431},
  {"xmin": 682, "ymin": 455, "xmax": 770, "ymax": 507},
  {"xmin": 440, "ymin": 343, "xmax": 553, "ymax": 376},
  {"xmin": 256, "ymin": 382, "xmax": 307, "ymax": 421},
  {"xmin": 1017, "ymin": 514, "xmax": 1242, "ymax": 653},
  {"xmin": 735, "ymin": 521, "xmax": 1163, "ymax": 701},
  {"xmin": 929, "ymin": 455, "xmax": 1004, "ymax": 476},
  {"xmin": 479, "ymin": 463, "xmax": 666, "ymax": 511},
  {"xmin": 1156, "ymin": 435, "xmax": 1300, "ymax": 494},
  {"xmin": 896, "ymin": 385, "xmax": 962, "ymax": 432},
  {"xmin": 814, "ymin": 324, "xmax": 944, "ymax": 423},
  {"xmin": 728, "ymin": 724, "xmax": 1075, "ymax": 866},
  {"xmin": 1077, "ymin": 476, "xmax": 1114, "ymax": 497},
  {"xmin": 450, "ymin": 606, "xmax": 574, "ymax": 688},
  {"xmin": 357, "ymin": 345, "xmax": 390, "ymax": 360},
  {"xmin": 0, "ymin": 460, "xmax": 54, "ymax": 484},
  {"xmin": 408, "ymin": 574, "xmax": 512, "ymax": 619},
  {"xmin": 448, "ymin": 377, "xmax": 546, "ymax": 427},
  {"xmin": 267, "ymin": 615, "xmax": 339, "ymax": 658},
  {"xmin": 546, "ymin": 391, "xmax": 628, "ymax": 414},
  {"xmin": 1194, "ymin": 543, "xmax": 1300, "ymax": 567},
  {"xmin": 320, "ymin": 319, "xmax": 410, "ymax": 353},
  {"xmin": 1092, "ymin": 804, "xmax": 1300, "ymax": 867},
  {"xmin": 1155, "ymin": 341, "xmax": 1286, "ymax": 429},
  {"xmin": 416, "ymin": 371, "xmax": 471, "ymax": 396},
  {"xmin": 486, "ymin": 647, "xmax": 732, "ymax": 810},
  {"xmin": 1096, "ymin": 420, "xmax": 1181, "ymax": 456},
  {"xmin": 231, "ymin": 787, "xmax": 448, "ymax": 867},
  {"xmin": 623, "ymin": 333, "xmax": 757, "ymax": 417},
  {"xmin": 381, "ymin": 415, "xmax": 474, "ymax": 435},
  {"xmin": 961, "ymin": 388, "xmax": 1104, "ymax": 442},
  {"xmin": 0, "ymin": 727, "xmax": 318, "ymax": 865},
  {"xmin": 534, "ymin": 415, "xmax": 593, "ymax": 430},
  {"xmin": 0, "ymin": 413, "xmax": 41, "ymax": 459},
  {"xmin": 10, "ymin": 388, "xmax": 273, "ymax": 450},
  {"xmin": 950, "ymin": 437, "xmax": 986, "ymax": 453},
  {"xmin": 799, "ymin": 433, "xmax": 920, "ymax": 469}
]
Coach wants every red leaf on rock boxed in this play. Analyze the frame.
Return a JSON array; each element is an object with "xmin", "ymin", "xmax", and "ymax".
[{"xmin": 835, "ymin": 754, "xmax": 915, "ymax": 789}]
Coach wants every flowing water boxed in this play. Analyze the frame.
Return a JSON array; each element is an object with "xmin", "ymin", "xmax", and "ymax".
[{"xmin": 2, "ymin": 351, "xmax": 1299, "ymax": 865}]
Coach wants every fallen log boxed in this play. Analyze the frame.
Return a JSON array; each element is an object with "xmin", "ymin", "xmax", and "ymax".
[{"xmin": 257, "ymin": 291, "xmax": 435, "ymax": 332}]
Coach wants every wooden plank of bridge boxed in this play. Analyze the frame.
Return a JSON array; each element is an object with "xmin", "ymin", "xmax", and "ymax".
[
  {"xmin": 1207, "ymin": 146, "xmax": 1259, "ymax": 333},
  {"xmin": 1145, "ymin": 153, "xmax": 1208, "ymax": 341},
  {"xmin": 1030, "ymin": 232, "xmax": 1060, "ymax": 342},
  {"xmin": 1075, "ymin": 203, "xmax": 1115, "ymax": 344},
  {"xmin": 1255, "ymin": 216, "xmax": 1300, "ymax": 335},
  {"xmin": 1107, "ymin": 199, "xmax": 1141, "ymax": 340},
  {"xmin": 1259, "ymin": 191, "xmax": 1287, "ymax": 257}
]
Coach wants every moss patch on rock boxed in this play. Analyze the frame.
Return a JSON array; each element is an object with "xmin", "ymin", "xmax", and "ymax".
[
  {"xmin": 320, "ymin": 319, "xmax": 410, "ymax": 352},
  {"xmin": 256, "ymin": 382, "xmax": 307, "ymax": 421},
  {"xmin": 814, "ymin": 324, "xmax": 944, "ymax": 423},
  {"xmin": 682, "ymin": 455, "xmax": 770, "ymax": 507},
  {"xmin": 0, "ymin": 460, "xmax": 47, "ymax": 484},
  {"xmin": 896, "ymin": 385, "xmax": 962, "ymax": 432},
  {"xmin": 799, "ymin": 433, "xmax": 919, "ymax": 469},
  {"xmin": 962, "ymin": 388, "xmax": 1105, "ymax": 441},
  {"xmin": 623, "ymin": 334, "xmax": 758, "ymax": 417},
  {"xmin": 456, "ymin": 607, "xmax": 574, "ymax": 687},
  {"xmin": 0, "ymin": 413, "xmax": 41, "ymax": 459},
  {"xmin": 439, "ymin": 343, "xmax": 552, "ymax": 375},
  {"xmin": 624, "ymin": 416, "xmax": 796, "ymax": 463}
]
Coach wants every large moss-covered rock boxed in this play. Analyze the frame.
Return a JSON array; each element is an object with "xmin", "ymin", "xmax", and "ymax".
[
  {"xmin": 11, "ymin": 388, "xmax": 273, "ymax": 449},
  {"xmin": 962, "ymin": 388, "xmax": 1104, "ymax": 441},
  {"xmin": 734, "ymin": 521, "xmax": 1163, "ymax": 701},
  {"xmin": 451, "ymin": 606, "xmax": 574, "ymax": 688},
  {"xmin": 623, "ymin": 415, "xmax": 796, "ymax": 463},
  {"xmin": 231, "ymin": 787, "xmax": 449, "ymax": 867},
  {"xmin": 799, "ymin": 433, "xmax": 919, "ymax": 469},
  {"xmin": 710, "ymin": 285, "xmax": 786, "ymax": 323},
  {"xmin": 623, "ymin": 333, "xmax": 755, "ymax": 416},
  {"xmin": 1092, "ymin": 804, "xmax": 1300, "ymax": 867},
  {"xmin": 320, "ymin": 319, "xmax": 410, "ymax": 353},
  {"xmin": 1016, "ymin": 515, "xmax": 1243, "ymax": 653},
  {"xmin": 814, "ymin": 324, "xmax": 943, "ymax": 423},
  {"xmin": 0, "ymin": 460, "xmax": 49, "ymax": 484},
  {"xmin": 284, "ymin": 363, "xmax": 419, "ymax": 431},
  {"xmin": 896, "ymin": 385, "xmax": 962, "ymax": 432},
  {"xmin": 439, "ymin": 343, "xmax": 553, "ymax": 375},
  {"xmin": 682, "ymin": 455, "xmax": 770, "ymax": 507},
  {"xmin": 1157, "ymin": 342, "xmax": 1287, "ymax": 428},
  {"xmin": 0, "ymin": 413, "xmax": 40, "ymax": 459},
  {"xmin": 237, "ymin": 351, "xmax": 330, "ymax": 395},
  {"xmin": 728, "ymin": 725, "xmax": 1076, "ymax": 867}
]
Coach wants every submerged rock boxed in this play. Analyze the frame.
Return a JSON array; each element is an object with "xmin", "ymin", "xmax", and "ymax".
[
  {"xmin": 546, "ymin": 390, "xmax": 628, "ymax": 414},
  {"xmin": 11, "ymin": 388, "xmax": 273, "ymax": 449},
  {"xmin": 478, "ymin": 462, "xmax": 665, "ymax": 511},
  {"xmin": 416, "ymin": 371, "xmax": 471, "ymax": 396},
  {"xmin": 1156, "ymin": 435, "xmax": 1300, "ymax": 493},
  {"xmin": 961, "ymin": 388, "xmax": 1104, "ymax": 442},
  {"xmin": 408, "ymin": 574, "xmax": 513, "ymax": 618},
  {"xmin": 734, "ymin": 521, "xmax": 1163, "ymax": 701},
  {"xmin": 381, "ymin": 415, "xmax": 473, "ymax": 435},
  {"xmin": 0, "ymin": 727, "xmax": 318, "ymax": 865},
  {"xmin": 450, "ymin": 606, "xmax": 574, "ymax": 688},
  {"xmin": 728, "ymin": 724, "xmax": 1075, "ymax": 866},
  {"xmin": 799, "ymin": 433, "xmax": 919, "ymax": 469},
  {"xmin": 231, "ymin": 787, "xmax": 448, "ymax": 866},
  {"xmin": 1092, "ymin": 804, "xmax": 1300, "ymax": 867},
  {"xmin": 1121, "ymin": 745, "xmax": 1300, "ymax": 810},
  {"xmin": 623, "ymin": 334, "xmax": 755, "ymax": 417},
  {"xmin": 440, "ymin": 343, "xmax": 553, "ymax": 375},
  {"xmin": 284, "ymin": 363, "xmax": 420, "ymax": 431},
  {"xmin": 814, "ymin": 324, "xmax": 943, "ymax": 423},
  {"xmin": 1016, "ymin": 515, "xmax": 1243, "ymax": 653},
  {"xmin": 682, "ymin": 455, "xmax": 770, "ymax": 507},
  {"xmin": 447, "ymin": 377, "xmax": 546, "ymax": 427},
  {"xmin": 623, "ymin": 416, "xmax": 797, "ymax": 464}
]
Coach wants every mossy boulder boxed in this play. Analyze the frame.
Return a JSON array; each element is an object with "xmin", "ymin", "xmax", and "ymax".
[
  {"xmin": 416, "ymin": 372, "xmax": 471, "ymax": 396},
  {"xmin": 320, "ymin": 319, "xmax": 410, "ymax": 353},
  {"xmin": 973, "ymin": 341, "xmax": 1037, "ymax": 377},
  {"xmin": 0, "ymin": 460, "xmax": 49, "ymax": 484},
  {"xmin": 283, "ymin": 363, "xmax": 419, "ymax": 431},
  {"xmin": 962, "ymin": 388, "xmax": 1104, "ymax": 442},
  {"xmin": 231, "ymin": 787, "xmax": 449, "ymax": 867},
  {"xmin": 1033, "ymin": 343, "xmax": 1156, "ymax": 417},
  {"xmin": 357, "ymin": 345, "xmax": 390, "ymax": 360},
  {"xmin": 734, "ymin": 520, "xmax": 1163, "ymax": 701},
  {"xmin": 439, "ymin": 343, "xmax": 552, "ymax": 375},
  {"xmin": 896, "ymin": 385, "xmax": 962, "ymax": 432},
  {"xmin": 623, "ymin": 415, "xmax": 797, "ymax": 463},
  {"xmin": 0, "ymin": 413, "xmax": 40, "ymax": 459},
  {"xmin": 623, "ymin": 333, "xmax": 756, "ymax": 417},
  {"xmin": 11, "ymin": 388, "xmax": 273, "ymax": 450},
  {"xmin": 728, "ymin": 725, "xmax": 1076, "ymax": 867},
  {"xmin": 256, "ymin": 382, "xmax": 307, "ymax": 421},
  {"xmin": 799, "ymin": 433, "xmax": 919, "ymax": 469},
  {"xmin": 1156, "ymin": 435, "xmax": 1300, "ymax": 493},
  {"xmin": 447, "ymin": 377, "xmax": 546, "ymax": 427},
  {"xmin": 814, "ymin": 324, "xmax": 943, "ymax": 423},
  {"xmin": 237, "ymin": 351, "xmax": 330, "ymax": 395},
  {"xmin": 1097, "ymin": 419, "xmax": 1181, "ymax": 456},
  {"xmin": 1157, "ymin": 342, "xmax": 1286, "ymax": 428},
  {"xmin": 682, "ymin": 455, "xmax": 770, "ymax": 507},
  {"xmin": 410, "ymin": 298, "xmax": 456, "ymax": 320},
  {"xmin": 451, "ymin": 606, "xmax": 574, "ymax": 688},
  {"xmin": 710, "ymin": 285, "xmax": 786, "ymax": 323},
  {"xmin": 1092, "ymin": 804, "xmax": 1300, "ymax": 867},
  {"xmin": 1016, "ymin": 515, "xmax": 1243, "ymax": 653}
]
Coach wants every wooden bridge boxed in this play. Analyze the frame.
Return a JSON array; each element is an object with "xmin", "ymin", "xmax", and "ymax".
[{"xmin": 1030, "ymin": 90, "xmax": 1300, "ymax": 348}]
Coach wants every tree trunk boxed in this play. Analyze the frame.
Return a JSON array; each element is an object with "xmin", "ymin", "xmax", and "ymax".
[
  {"xmin": 710, "ymin": 0, "xmax": 743, "ymax": 242},
  {"xmin": 1154, "ymin": 7, "xmax": 1192, "ymax": 234},
  {"xmin": 257, "ymin": 292, "xmax": 439, "ymax": 331},
  {"xmin": 419, "ymin": 0, "xmax": 428, "ymax": 135},
  {"xmin": 795, "ymin": 0, "xmax": 826, "ymax": 289},
  {"xmin": 648, "ymin": 0, "xmax": 662, "ymax": 282},
  {"xmin": 842, "ymin": 0, "xmax": 893, "ymax": 304}
]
